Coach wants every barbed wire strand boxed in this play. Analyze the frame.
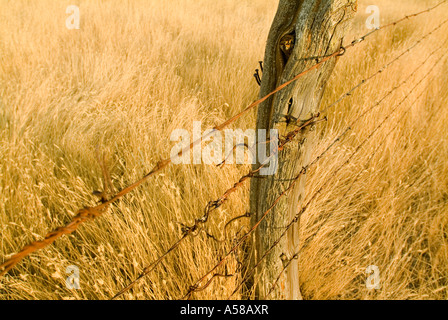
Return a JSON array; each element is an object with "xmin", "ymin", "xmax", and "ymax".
[
  {"xmin": 0, "ymin": 40, "xmax": 342, "ymax": 281},
  {"xmin": 0, "ymin": 39, "xmax": 336, "ymax": 279}
]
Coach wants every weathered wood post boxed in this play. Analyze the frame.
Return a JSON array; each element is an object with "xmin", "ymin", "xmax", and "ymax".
[{"xmin": 249, "ymin": 0, "xmax": 357, "ymax": 300}]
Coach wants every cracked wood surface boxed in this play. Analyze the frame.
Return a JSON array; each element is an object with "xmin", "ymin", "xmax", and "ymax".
[{"xmin": 249, "ymin": 0, "xmax": 357, "ymax": 300}]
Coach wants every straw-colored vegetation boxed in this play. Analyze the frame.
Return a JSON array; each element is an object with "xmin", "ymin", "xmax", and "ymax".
[{"xmin": 0, "ymin": 0, "xmax": 447, "ymax": 300}]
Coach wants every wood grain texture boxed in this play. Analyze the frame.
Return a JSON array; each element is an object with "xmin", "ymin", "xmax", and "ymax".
[{"xmin": 249, "ymin": 0, "xmax": 357, "ymax": 300}]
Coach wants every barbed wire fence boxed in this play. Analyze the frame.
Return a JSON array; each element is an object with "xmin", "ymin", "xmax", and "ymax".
[
  {"xmin": 182, "ymin": 43, "xmax": 448, "ymax": 300},
  {"xmin": 1, "ymin": 0, "xmax": 448, "ymax": 300}
]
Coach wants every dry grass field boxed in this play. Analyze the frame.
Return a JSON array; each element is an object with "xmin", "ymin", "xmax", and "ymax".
[{"xmin": 0, "ymin": 0, "xmax": 447, "ymax": 300}]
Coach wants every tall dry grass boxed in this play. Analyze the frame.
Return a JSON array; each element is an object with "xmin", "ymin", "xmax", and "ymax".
[{"xmin": 0, "ymin": 0, "xmax": 447, "ymax": 300}]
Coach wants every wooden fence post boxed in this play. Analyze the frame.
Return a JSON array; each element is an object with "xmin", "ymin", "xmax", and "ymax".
[{"xmin": 249, "ymin": 0, "xmax": 357, "ymax": 300}]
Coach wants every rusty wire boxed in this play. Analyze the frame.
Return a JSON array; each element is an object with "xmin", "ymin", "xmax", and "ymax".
[
  {"xmin": 188, "ymin": 39, "xmax": 448, "ymax": 300},
  {"xmin": 0, "ymin": 152, "xmax": 114, "ymax": 278},
  {"xmin": 0, "ymin": 43, "xmax": 331, "ymax": 279},
  {"xmin": 380, "ymin": 0, "xmax": 447, "ymax": 29}
]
